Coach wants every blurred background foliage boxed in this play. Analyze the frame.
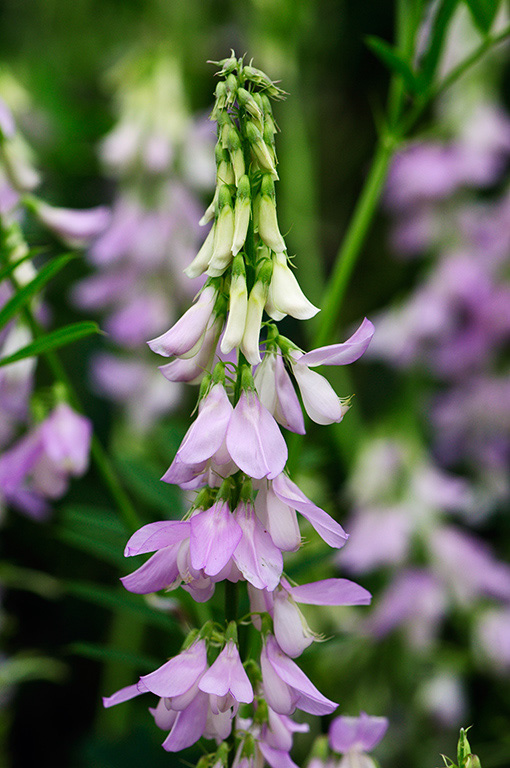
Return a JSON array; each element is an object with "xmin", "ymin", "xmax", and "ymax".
[{"xmin": 0, "ymin": 1, "xmax": 509, "ymax": 767}]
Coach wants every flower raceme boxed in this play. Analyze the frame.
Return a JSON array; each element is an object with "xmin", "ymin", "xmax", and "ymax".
[{"xmin": 105, "ymin": 55, "xmax": 376, "ymax": 765}]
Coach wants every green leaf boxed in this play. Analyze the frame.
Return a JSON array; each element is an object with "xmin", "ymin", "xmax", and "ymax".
[
  {"xmin": 57, "ymin": 504, "xmax": 129, "ymax": 566},
  {"xmin": 0, "ymin": 654, "xmax": 67, "ymax": 688},
  {"xmin": 65, "ymin": 580, "xmax": 178, "ymax": 633},
  {"xmin": 418, "ymin": 0, "xmax": 461, "ymax": 88},
  {"xmin": 66, "ymin": 642, "xmax": 160, "ymax": 671},
  {"xmin": 464, "ymin": 0, "xmax": 500, "ymax": 33},
  {"xmin": 0, "ymin": 250, "xmax": 36, "ymax": 284},
  {"xmin": 0, "ymin": 320, "xmax": 100, "ymax": 367},
  {"xmin": 116, "ymin": 455, "xmax": 184, "ymax": 517},
  {"xmin": 365, "ymin": 36, "xmax": 420, "ymax": 92},
  {"xmin": 0, "ymin": 253, "xmax": 75, "ymax": 330}
]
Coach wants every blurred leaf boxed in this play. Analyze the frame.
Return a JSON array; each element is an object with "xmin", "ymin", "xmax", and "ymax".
[
  {"xmin": 418, "ymin": 0, "xmax": 461, "ymax": 89},
  {"xmin": 0, "ymin": 320, "xmax": 100, "ymax": 367},
  {"xmin": 0, "ymin": 250, "xmax": 38, "ymax": 284},
  {"xmin": 464, "ymin": 0, "xmax": 501, "ymax": 33},
  {"xmin": 67, "ymin": 642, "xmax": 159, "ymax": 672},
  {"xmin": 56, "ymin": 528, "xmax": 126, "ymax": 567},
  {"xmin": 0, "ymin": 654, "xmax": 67, "ymax": 688},
  {"xmin": 65, "ymin": 580, "xmax": 178, "ymax": 633},
  {"xmin": 365, "ymin": 36, "xmax": 420, "ymax": 92},
  {"xmin": 57, "ymin": 504, "xmax": 128, "ymax": 566},
  {"xmin": 0, "ymin": 253, "xmax": 74, "ymax": 330},
  {"xmin": 116, "ymin": 455, "xmax": 184, "ymax": 517},
  {"xmin": 0, "ymin": 561, "xmax": 62, "ymax": 598}
]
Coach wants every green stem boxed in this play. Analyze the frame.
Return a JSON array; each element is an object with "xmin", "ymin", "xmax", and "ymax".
[{"xmin": 314, "ymin": 136, "xmax": 395, "ymax": 347}]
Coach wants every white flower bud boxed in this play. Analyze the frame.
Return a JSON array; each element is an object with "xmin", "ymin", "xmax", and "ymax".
[
  {"xmin": 258, "ymin": 194, "xmax": 286, "ymax": 253},
  {"xmin": 240, "ymin": 260, "xmax": 273, "ymax": 364},
  {"xmin": 232, "ymin": 175, "xmax": 251, "ymax": 255},
  {"xmin": 220, "ymin": 256, "xmax": 248, "ymax": 354},
  {"xmin": 207, "ymin": 186, "xmax": 235, "ymax": 277},
  {"xmin": 184, "ymin": 225, "xmax": 215, "ymax": 279},
  {"xmin": 267, "ymin": 252, "xmax": 320, "ymax": 320}
]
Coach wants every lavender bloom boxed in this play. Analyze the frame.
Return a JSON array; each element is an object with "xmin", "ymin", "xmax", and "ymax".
[
  {"xmin": 198, "ymin": 640, "xmax": 254, "ymax": 713},
  {"xmin": 32, "ymin": 201, "xmax": 111, "ymax": 248},
  {"xmin": 249, "ymin": 577, "xmax": 371, "ymax": 658},
  {"xmin": 0, "ymin": 403, "xmax": 92, "ymax": 520},
  {"xmin": 260, "ymin": 634, "xmax": 337, "ymax": 716},
  {"xmin": 329, "ymin": 711, "xmax": 388, "ymax": 768},
  {"xmin": 104, "ymin": 639, "xmax": 233, "ymax": 752}
]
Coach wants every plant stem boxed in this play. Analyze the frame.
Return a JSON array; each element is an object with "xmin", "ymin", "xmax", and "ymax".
[{"xmin": 314, "ymin": 136, "xmax": 395, "ymax": 348}]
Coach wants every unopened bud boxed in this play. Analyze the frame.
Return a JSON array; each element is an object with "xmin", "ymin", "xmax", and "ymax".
[
  {"xmin": 246, "ymin": 122, "xmax": 278, "ymax": 178},
  {"xmin": 237, "ymin": 87, "xmax": 263, "ymax": 121},
  {"xmin": 464, "ymin": 755, "xmax": 481, "ymax": 768},
  {"xmin": 220, "ymin": 254, "xmax": 248, "ymax": 354},
  {"xmin": 226, "ymin": 126, "xmax": 245, "ymax": 184},
  {"xmin": 232, "ymin": 176, "xmax": 251, "ymax": 255},
  {"xmin": 258, "ymin": 177, "xmax": 286, "ymax": 253},
  {"xmin": 240, "ymin": 259, "xmax": 273, "ymax": 364},
  {"xmin": 184, "ymin": 224, "xmax": 215, "ymax": 278},
  {"xmin": 207, "ymin": 186, "xmax": 235, "ymax": 276}
]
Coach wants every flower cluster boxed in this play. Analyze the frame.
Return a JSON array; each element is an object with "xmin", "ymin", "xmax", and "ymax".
[
  {"xmin": 0, "ymin": 93, "xmax": 97, "ymax": 519},
  {"xmin": 72, "ymin": 52, "xmax": 216, "ymax": 431},
  {"xmin": 104, "ymin": 55, "xmax": 376, "ymax": 765}
]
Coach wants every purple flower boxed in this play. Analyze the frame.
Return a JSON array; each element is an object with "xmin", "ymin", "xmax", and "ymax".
[
  {"xmin": 198, "ymin": 640, "xmax": 254, "ymax": 713},
  {"xmin": 254, "ymin": 351, "xmax": 305, "ymax": 435},
  {"xmin": 103, "ymin": 639, "xmax": 232, "ymax": 752},
  {"xmin": 249, "ymin": 577, "xmax": 371, "ymax": 658},
  {"xmin": 271, "ymin": 473, "xmax": 349, "ymax": 548},
  {"xmin": 39, "ymin": 403, "xmax": 92, "ymax": 477},
  {"xmin": 148, "ymin": 284, "xmax": 217, "ymax": 358},
  {"xmin": 226, "ymin": 389, "xmax": 287, "ymax": 479},
  {"xmin": 0, "ymin": 403, "xmax": 92, "ymax": 520},
  {"xmin": 33, "ymin": 201, "xmax": 111, "ymax": 247},
  {"xmin": 260, "ymin": 634, "xmax": 337, "ymax": 716},
  {"xmin": 329, "ymin": 711, "xmax": 388, "ymax": 767}
]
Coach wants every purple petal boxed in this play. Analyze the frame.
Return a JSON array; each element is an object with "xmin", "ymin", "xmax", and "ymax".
[
  {"xmin": 226, "ymin": 390, "xmax": 287, "ymax": 479},
  {"xmin": 299, "ymin": 319, "xmax": 375, "ymax": 367},
  {"xmin": 329, "ymin": 712, "xmax": 388, "ymax": 753},
  {"xmin": 259, "ymin": 743, "xmax": 300, "ymax": 768},
  {"xmin": 233, "ymin": 508, "xmax": 283, "ymax": 590},
  {"xmin": 147, "ymin": 286, "xmax": 216, "ymax": 358},
  {"xmin": 124, "ymin": 521, "xmax": 191, "ymax": 556},
  {"xmin": 177, "ymin": 384, "xmax": 233, "ymax": 464},
  {"xmin": 274, "ymin": 353, "xmax": 305, "ymax": 434},
  {"xmin": 190, "ymin": 502, "xmax": 242, "ymax": 576},
  {"xmin": 287, "ymin": 578, "xmax": 371, "ymax": 606},
  {"xmin": 35, "ymin": 202, "xmax": 111, "ymax": 247},
  {"xmin": 140, "ymin": 641, "xmax": 207, "ymax": 697},
  {"xmin": 103, "ymin": 683, "xmax": 145, "ymax": 708},
  {"xmin": 272, "ymin": 474, "xmax": 348, "ymax": 548},
  {"xmin": 120, "ymin": 546, "xmax": 180, "ymax": 594},
  {"xmin": 266, "ymin": 636, "xmax": 337, "ymax": 715},
  {"xmin": 161, "ymin": 691, "xmax": 209, "ymax": 752},
  {"xmin": 198, "ymin": 641, "xmax": 253, "ymax": 703}
]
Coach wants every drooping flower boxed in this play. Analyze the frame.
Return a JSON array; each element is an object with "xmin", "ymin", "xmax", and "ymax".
[{"xmin": 260, "ymin": 634, "xmax": 337, "ymax": 716}]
